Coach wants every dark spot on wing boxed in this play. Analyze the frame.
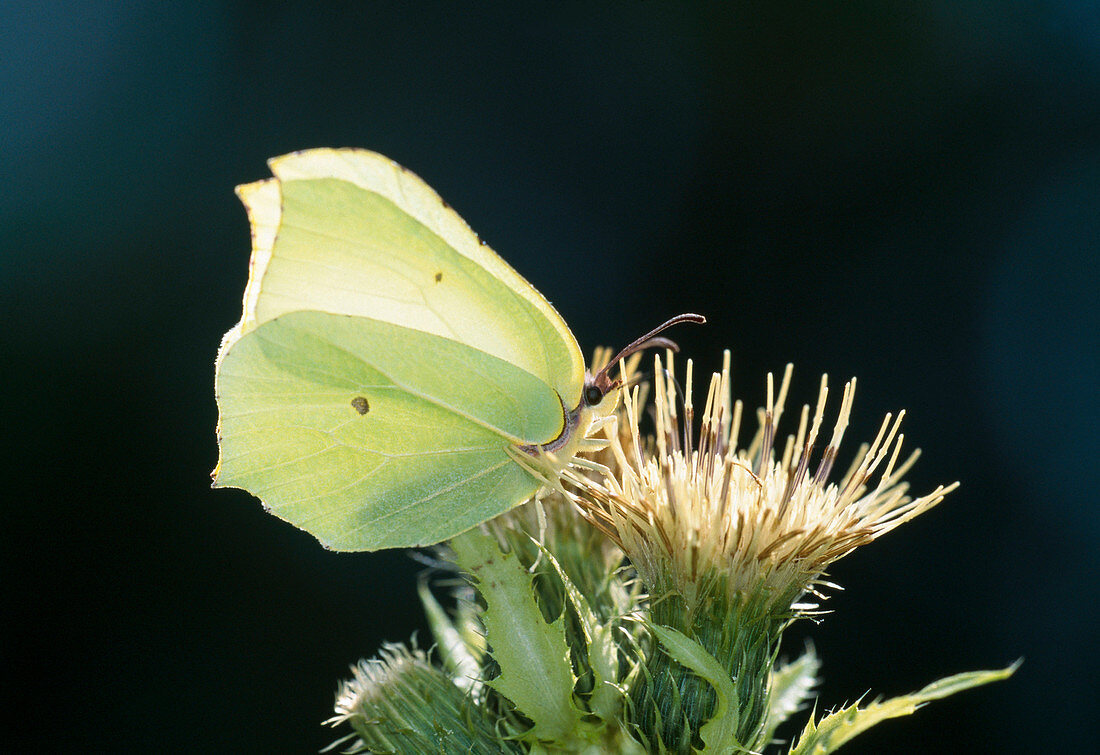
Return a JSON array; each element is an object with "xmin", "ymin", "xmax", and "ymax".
[
  {"xmin": 434, "ymin": 271, "xmax": 443, "ymax": 283},
  {"xmin": 351, "ymin": 396, "xmax": 370, "ymax": 415}
]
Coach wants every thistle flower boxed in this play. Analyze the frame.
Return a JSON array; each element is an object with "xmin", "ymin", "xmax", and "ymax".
[
  {"xmin": 325, "ymin": 643, "xmax": 521, "ymax": 755},
  {"xmin": 325, "ymin": 351, "xmax": 1012, "ymax": 755},
  {"xmin": 563, "ymin": 352, "xmax": 957, "ymax": 752}
]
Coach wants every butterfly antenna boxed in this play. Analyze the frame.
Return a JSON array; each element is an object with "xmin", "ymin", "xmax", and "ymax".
[{"xmin": 594, "ymin": 313, "xmax": 705, "ymax": 393}]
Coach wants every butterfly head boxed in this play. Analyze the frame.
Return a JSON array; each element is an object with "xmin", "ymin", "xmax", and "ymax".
[
  {"xmin": 519, "ymin": 314, "xmax": 705, "ymax": 463},
  {"xmin": 584, "ymin": 313, "xmax": 706, "ymax": 408}
]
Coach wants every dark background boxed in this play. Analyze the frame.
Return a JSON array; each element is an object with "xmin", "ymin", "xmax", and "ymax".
[{"xmin": 4, "ymin": 2, "xmax": 1097, "ymax": 752}]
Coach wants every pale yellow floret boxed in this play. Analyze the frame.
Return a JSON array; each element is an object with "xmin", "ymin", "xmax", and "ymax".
[{"xmin": 560, "ymin": 351, "xmax": 957, "ymax": 613}]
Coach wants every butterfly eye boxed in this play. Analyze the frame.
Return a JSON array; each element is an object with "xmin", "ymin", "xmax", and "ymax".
[{"xmin": 583, "ymin": 384, "xmax": 604, "ymax": 407}]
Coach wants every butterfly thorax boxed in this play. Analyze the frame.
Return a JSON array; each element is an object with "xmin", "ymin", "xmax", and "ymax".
[{"xmin": 519, "ymin": 375, "xmax": 618, "ymax": 462}]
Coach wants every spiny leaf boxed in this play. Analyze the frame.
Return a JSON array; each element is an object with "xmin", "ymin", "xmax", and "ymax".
[
  {"xmin": 533, "ymin": 537, "xmax": 625, "ymax": 722},
  {"xmin": 450, "ymin": 529, "xmax": 583, "ymax": 742},
  {"xmin": 787, "ymin": 661, "xmax": 1020, "ymax": 754}
]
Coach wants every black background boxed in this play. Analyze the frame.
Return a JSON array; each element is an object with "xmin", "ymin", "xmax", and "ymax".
[{"xmin": 4, "ymin": 3, "xmax": 1097, "ymax": 752}]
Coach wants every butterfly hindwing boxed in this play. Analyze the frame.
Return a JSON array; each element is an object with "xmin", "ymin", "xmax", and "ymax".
[{"xmin": 215, "ymin": 310, "xmax": 564, "ymax": 550}]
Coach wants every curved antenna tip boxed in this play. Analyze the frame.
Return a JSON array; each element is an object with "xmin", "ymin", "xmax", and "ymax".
[{"xmin": 594, "ymin": 312, "xmax": 707, "ymax": 392}]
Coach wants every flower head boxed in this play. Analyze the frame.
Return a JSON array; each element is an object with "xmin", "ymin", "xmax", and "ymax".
[
  {"xmin": 558, "ymin": 352, "xmax": 958, "ymax": 751},
  {"xmin": 326, "ymin": 643, "xmax": 522, "ymax": 754},
  {"xmin": 568, "ymin": 351, "xmax": 956, "ymax": 617}
]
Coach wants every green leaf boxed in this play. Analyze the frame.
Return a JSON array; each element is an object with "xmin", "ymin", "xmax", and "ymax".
[
  {"xmin": 450, "ymin": 529, "xmax": 583, "ymax": 742},
  {"xmin": 787, "ymin": 661, "xmax": 1020, "ymax": 754}
]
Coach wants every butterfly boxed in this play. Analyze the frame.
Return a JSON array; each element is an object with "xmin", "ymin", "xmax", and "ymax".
[{"xmin": 213, "ymin": 148, "xmax": 701, "ymax": 550}]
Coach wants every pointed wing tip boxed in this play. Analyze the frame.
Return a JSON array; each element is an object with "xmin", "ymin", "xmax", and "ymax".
[
  {"xmin": 232, "ymin": 178, "xmax": 280, "ymax": 224},
  {"xmin": 234, "ymin": 178, "xmax": 268, "ymax": 200},
  {"xmin": 209, "ymin": 459, "xmax": 244, "ymax": 492}
]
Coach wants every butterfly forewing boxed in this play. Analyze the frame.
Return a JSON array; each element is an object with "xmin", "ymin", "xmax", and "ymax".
[{"xmin": 235, "ymin": 149, "xmax": 584, "ymax": 408}]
